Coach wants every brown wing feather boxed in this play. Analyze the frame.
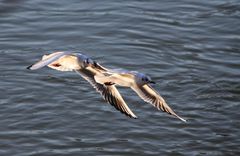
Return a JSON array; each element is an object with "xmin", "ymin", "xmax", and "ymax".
[
  {"xmin": 75, "ymin": 69, "xmax": 137, "ymax": 118},
  {"xmin": 131, "ymin": 84, "xmax": 186, "ymax": 122}
]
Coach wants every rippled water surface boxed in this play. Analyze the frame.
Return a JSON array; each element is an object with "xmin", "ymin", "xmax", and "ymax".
[{"xmin": 0, "ymin": 0, "xmax": 240, "ymax": 155}]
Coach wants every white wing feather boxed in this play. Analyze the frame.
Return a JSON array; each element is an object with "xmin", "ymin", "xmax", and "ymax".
[{"xmin": 27, "ymin": 51, "xmax": 71, "ymax": 70}]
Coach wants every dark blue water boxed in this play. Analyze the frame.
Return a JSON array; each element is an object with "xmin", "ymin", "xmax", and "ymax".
[{"xmin": 0, "ymin": 0, "xmax": 240, "ymax": 155}]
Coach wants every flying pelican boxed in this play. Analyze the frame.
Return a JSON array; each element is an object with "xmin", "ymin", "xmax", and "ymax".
[{"xmin": 27, "ymin": 51, "xmax": 186, "ymax": 122}]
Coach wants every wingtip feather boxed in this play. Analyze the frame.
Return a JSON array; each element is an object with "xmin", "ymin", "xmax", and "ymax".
[
  {"xmin": 175, "ymin": 115, "xmax": 187, "ymax": 122},
  {"xmin": 131, "ymin": 115, "xmax": 138, "ymax": 119},
  {"xmin": 26, "ymin": 64, "xmax": 33, "ymax": 70}
]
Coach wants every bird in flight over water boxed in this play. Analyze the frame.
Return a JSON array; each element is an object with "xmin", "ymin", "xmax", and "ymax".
[{"xmin": 27, "ymin": 51, "xmax": 186, "ymax": 122}]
